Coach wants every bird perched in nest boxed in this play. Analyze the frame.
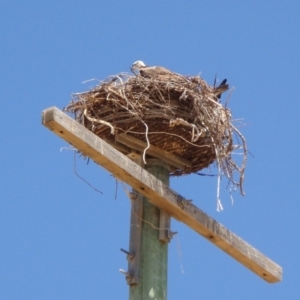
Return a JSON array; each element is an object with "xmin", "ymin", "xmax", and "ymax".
[
  {"xmin": 132, "ymin": 60, "xmax": 229, "ymax": 100},
  {"xmin": 214, "ymin": 78, "xmax": 229, "ymax": 100},
  {"xmin": 131, "ymin": 60, "xmax": 174, "ymax": 78}
]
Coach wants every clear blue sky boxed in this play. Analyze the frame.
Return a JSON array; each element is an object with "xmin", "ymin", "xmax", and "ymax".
[{"xmin": 1, "ymin": 1, "xmax": 299, "ymax": 299}]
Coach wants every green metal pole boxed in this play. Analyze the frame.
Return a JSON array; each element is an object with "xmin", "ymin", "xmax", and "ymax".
[{"xmin": 130, "ymin": 159, "xmax": 169, "ymax": 300}]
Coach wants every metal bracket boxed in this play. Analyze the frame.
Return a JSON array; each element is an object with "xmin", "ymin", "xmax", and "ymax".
[
  {"xmin": 119, "ymin": 269, "xmax": 135, "ymax": 285},
  {"xmin": 120, "ymin": 248, "xmax": 135, "ymax": 261},
  {"xmin": 159, "ymin": 210, "xmax": 177, "ymax": 243},
  {"xmin": 159, "ymin": 210, "xmax": 171, "ymax": 243}
]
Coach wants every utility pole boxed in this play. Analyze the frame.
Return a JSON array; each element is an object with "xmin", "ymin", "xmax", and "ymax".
[{"xmin": 127, "ymin": 159, "xmax": 169, "ymax": 300}]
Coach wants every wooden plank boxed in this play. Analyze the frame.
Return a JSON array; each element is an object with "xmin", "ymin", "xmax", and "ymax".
[
  {"xmin": 127, "ymin": 154, "xmax": 144, "ymax": 286},
  {"xmin": 103, "ymin": 138, "xmax": 131, "ymax": 154},
  {"xmin": 127, "ymin": 191, "xmax": 143, "ymax": 285},
  {"xmin": 42, "ymin": 107, "xmax": 282, "ymax": 283},
  {"xmin": 116, "ymin": 133, "xmax": 192, "ymax": 170}
]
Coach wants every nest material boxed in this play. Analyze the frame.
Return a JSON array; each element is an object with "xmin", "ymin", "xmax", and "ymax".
[{"xmin": 64, "ymin": 72, "xmax": 247, "ymax": 195}]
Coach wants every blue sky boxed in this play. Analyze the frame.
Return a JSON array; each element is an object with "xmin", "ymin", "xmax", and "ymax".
[{"xmin": 1, "ymin": 1, "xmax": 300, "ymax": 299}]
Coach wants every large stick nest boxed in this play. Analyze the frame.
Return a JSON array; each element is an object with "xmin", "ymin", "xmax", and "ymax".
[{"xmin": 64, "ymin": 72, "xmax": 247, "ymax": 195}]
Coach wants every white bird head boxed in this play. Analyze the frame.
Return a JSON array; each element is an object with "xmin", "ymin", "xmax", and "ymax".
[{"xmin": 132, "ymin": 60, "xmax": 147, "ymax": 71}]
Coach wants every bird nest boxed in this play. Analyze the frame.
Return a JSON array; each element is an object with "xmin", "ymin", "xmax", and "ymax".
[{"xmin": 64, "ymin": 72, "xmax": 247, "ymax": 196}]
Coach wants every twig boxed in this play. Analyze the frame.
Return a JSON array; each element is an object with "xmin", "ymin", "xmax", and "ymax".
[
  {"xmin": 141, "ymin": 121, "xmax": 150, "ymax": 165},
  {"xmin": 73, "ymin": 152, "xmax": 103, "ymax": 195},
  {"xmin": 83, "ymin": 109, "xmax": 115, "ymax": 135}
]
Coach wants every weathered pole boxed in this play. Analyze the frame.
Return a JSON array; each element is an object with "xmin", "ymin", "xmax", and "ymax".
[{"xmin": 129, "ymin": 158, "xmax": 170, "ymax": 300}]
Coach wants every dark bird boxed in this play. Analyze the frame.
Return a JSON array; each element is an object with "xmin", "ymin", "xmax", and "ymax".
[{"xmin": 214, "ymin": 78, "xmax": 229, "ymax": 100}]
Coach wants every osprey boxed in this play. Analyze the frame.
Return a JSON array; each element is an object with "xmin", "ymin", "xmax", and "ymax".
[
  {"xmin": 131, "ymin": 60, "xmax": 174, "ymax": 78},
  {"xmin": 131, "ymin": 60, "xmax": 229, "ymax": 100}
]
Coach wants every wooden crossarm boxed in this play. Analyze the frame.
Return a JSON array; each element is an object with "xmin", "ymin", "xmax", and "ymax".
[{"xmin": 42, "ymin": 107, "xmax": 282, "ymax": 283}]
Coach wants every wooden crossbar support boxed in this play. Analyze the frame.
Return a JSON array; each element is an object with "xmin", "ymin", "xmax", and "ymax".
[
  {"xmin": 116, "ymin": 133, "xmax": 192, "ymax": 170},
  {"xmin": 127, "ymin": 190, "xmax": 143, "ymax": 285},
  {"xmin": 127, "ymin": 154, "xmax": 144, "ymax": 286},
  {"xmin": 42, "ymin": 107, "xmax": 282, "ymax": 283}
]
